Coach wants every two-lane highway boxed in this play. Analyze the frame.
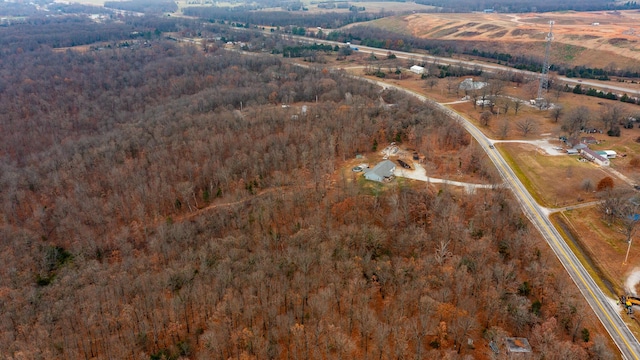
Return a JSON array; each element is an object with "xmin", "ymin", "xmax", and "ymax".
[
  {"xmin": 449, "ymin": 103, "xmax": 640, "ymax": 360},
  {"xmin": 293, "ymin": 35, "xmax": 640, "ymax": 98}
]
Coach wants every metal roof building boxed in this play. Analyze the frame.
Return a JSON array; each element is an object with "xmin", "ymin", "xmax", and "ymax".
[{"xmin": 364, "ymin": 160, "xmax": 396, "ymax": 182}]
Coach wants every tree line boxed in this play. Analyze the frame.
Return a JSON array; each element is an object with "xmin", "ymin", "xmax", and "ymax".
[
  {"xmin": 326, "ymin": 25, "xmax": 640, "ymax": 82},
  {"xmin": 183, "ymin": 7, "xmax": 390, "ymax": 29},
  {"xmin": 0, "ymin": 15, "xmax": 197, "ymax": 54},
  {"xmin": 104, "ymin": 0, "xmax": 178, "ymax": 14}
]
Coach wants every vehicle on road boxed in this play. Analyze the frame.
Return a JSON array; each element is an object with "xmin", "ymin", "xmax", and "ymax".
[{"xmin": 489, "ymin": 144, "xmax": 495, "ymax": 149}]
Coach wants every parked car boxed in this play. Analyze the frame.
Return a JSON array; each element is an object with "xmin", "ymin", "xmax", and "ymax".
[{"xmin": 397, "ymin": 159, "xmax": 411, "ymax": 169}]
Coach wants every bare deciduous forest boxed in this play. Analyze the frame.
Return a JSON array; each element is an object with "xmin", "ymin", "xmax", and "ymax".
[{"xmin": 0, "ymin": 24, "xmax": 613, "ymax": 359}]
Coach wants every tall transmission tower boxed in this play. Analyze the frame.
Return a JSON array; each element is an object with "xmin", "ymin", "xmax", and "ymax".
[{"xmin": 537, "ymin": 20, "xmax": 554, "ymax": 102}]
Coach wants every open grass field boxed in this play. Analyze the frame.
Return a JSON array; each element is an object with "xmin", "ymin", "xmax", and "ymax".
[
  {"xmin": 501, "ymin": 142, "xmax": 617, "ymax": 205},
  {"xmin": 364, "ymin": 10, "xmax": 640, "ymax": 70},
  {"xmin": 561, "ymin": 206, "xmax": 640, "ymax": 294}
]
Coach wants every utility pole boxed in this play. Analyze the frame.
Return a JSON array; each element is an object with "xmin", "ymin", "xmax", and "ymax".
[
  {"xmin": 537, "ymin": 21, "xmax": 554, "ymax": 104},
  {"xmin": 624, "ymin": 237, "xmax": 633, "ymax": 265}
]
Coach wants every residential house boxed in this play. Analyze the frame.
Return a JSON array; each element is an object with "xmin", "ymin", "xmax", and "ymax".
[
  {"xmin": 581, "ymin": 148, "xmax": 610, "ymax": 166},
  {"xmin": 364, "ymin": 160, "xmax": 396, "ymax": 182}
]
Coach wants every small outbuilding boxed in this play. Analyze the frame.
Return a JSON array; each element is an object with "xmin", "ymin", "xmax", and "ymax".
[
  {"xmin": 459, "ymin": 78, "xmax": 487, "ymax": 91},
  {"xmin": 505, "ymin": 337, "xmax": 532, "ymax": 354},
  {"xmin": 573, "ymin": 143, "xmax": 588, "ymax": 151},
  {"xmin": 410, "ymin": 65, "xmax": 425, "ymax": 75},
  {"xmin": 364, "ymin": 160, "xmax": 396, "ymax": 183}
]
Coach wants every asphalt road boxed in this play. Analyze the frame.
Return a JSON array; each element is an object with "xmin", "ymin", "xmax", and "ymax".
[
  {"xmin": 461, "ymin": 110, "xmax": 640, "ymax": 360},
  {"xmin": 294, "ymin": 36, "xmax": 640, "ymax": 98},
  {"xmin": 368, "ymin": 80, "xmax": 640, "ymax": 360}
]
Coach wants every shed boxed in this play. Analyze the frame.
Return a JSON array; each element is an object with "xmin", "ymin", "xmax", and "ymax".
[
  {"xmin": 505, "ymin": 337, "xmax": 532, "ymax": 354},
  {"xmin": 410, "ymin": 65, "xmax": 425, "ymax": 75},
  {"xmin": 573, "ymin": 143, "xmax": 588, "ymax": 151},
  {"xmin": 364, "ymin": 160, "xmax": 396, "ymax": 183},
  {"xmin": 596, "ymin": 150, "xmax": 617, "ymax": 159},
  {"xmin": 581, "ymin": 136, "xmax": 597, "ymax": 144}
]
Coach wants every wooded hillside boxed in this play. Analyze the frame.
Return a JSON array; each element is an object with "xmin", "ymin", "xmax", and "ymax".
[{"xmin": 0, "ymin": 27, "xmax": 613, "ymax": 359}]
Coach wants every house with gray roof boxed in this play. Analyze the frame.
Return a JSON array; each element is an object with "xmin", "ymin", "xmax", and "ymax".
[{"xmin": 364, "ymin": 160, "xmax": 396, "ymax": 182}]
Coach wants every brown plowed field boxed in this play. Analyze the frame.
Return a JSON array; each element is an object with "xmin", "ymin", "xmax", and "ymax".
[{"xmin": 371, "ymin": 11, "xmax": 640, "ymax": 69}]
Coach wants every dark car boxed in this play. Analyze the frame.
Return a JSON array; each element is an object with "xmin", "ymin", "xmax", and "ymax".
[{"xmin": 397, "ymin": 159, "xmax": 411, "ymax": 169}]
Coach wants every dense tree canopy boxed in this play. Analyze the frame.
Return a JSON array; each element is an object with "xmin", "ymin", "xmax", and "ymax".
[{"xmin": 0, "ymin": 21, "xmax": 612, "ymax": 359}]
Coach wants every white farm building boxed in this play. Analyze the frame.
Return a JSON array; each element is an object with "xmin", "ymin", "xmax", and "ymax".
[
  {"xmin": 410, "ymin": 65, "xmax": 425, "ymax": 75},
  {"xmin": 596, "ymin": 150, "xmax": 617, "ymax": 159}
]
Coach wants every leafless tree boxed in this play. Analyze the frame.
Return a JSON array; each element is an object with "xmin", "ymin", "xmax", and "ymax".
[
  {"xmin": 599, "ymin": 104, "xmax": 626, "ymax": 131},
  {"xmin": 550, "ymin": 105, "xmax": 563, "ymax": 123},
  {"xmin": 480, "ymin": 111, "xmax": 492, "ymax": 127},
  {"xmin": 562, "ymin": 106, "xmax": 591, "ymax": 136},
  {"xmin": 581, "ymin": 178, "xmax": 594, "ymax": 192},
  {"xmin": 550, "ymin": 76, "xmax": 565, "ymax": 101},
  {"xmin": 516, "ymin": 118, "xmax": 539, "ymax": 136},
  {"xmin": 513, "ymin": 99, "xmax": 523, "ymax": 115},
  {"xmin": 469, "ymin": 90, "xmax": 479, "ymax": 109},
  {"xmin": 598, "ymin": 189, "xmax": 628, "ymax": 225},
  {"xmin": 524, "ymin": 78, "xmax": 540, "ymax": 99},
  {"xmin": 446, "ymin": 77, "xmax": 457, "ymax": 95},
  {"xmin": 499, "ymin": 98, "xmax": 511, "ymax": 115},
  {"xmin": 499, "ymin": 119, "xmax": 510, "ymax": 139}
]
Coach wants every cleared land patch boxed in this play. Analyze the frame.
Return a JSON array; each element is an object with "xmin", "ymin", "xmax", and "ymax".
[{"xmin": 365, "ymin": 11, "xmax": 640, "ymax": 69}]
